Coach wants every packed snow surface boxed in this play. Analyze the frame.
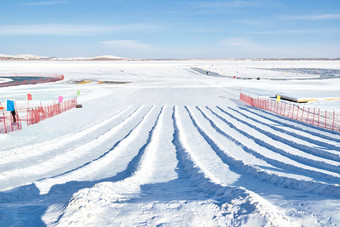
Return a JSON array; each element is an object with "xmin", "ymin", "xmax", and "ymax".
[{"xmin": 0, "ymin": 60, "xmax": 340, "ymax": 226}]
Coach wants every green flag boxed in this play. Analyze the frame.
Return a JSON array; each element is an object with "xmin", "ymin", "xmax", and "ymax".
[{"xmin": 77, "ymin": 90, "xmax": 80, "ymax": 96}]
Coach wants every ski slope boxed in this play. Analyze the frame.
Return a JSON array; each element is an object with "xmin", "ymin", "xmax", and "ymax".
[{"xmin": 0, "ymin": 60, "xmax": 340, "ymax": 226}]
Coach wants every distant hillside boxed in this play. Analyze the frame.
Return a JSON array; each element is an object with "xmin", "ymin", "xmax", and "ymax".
[
  {"xmin": 1, "ymin": 54, "xmax": 339, "ymax": 61},
  {"xmin": 0, "ymin": 54, "xmax": 130, "ymax": 61}
]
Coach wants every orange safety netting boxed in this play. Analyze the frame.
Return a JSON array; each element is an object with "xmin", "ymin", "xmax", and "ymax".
[
  {"xmin": 27, "ymin": 97, "xmax": 77, "ymax": 126},
  {"xmin": 0, "ymin": 111, "xmax": 22, "ymax": 134},
  {"xmin": 240, "ymin": 93, "xmax": 340, "ymax": 132},
  {"xmin": 0, "ymin": 97, "xmax": 77, "ymax": 134}
]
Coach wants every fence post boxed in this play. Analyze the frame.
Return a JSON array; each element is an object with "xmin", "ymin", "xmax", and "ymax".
[
  {"xmin": 292, "ymin": 105, "xmax": 294, "ymax": 119},
  {"xmin": 10, "ymin": 112, "xmax": 13, "ymax": 132},
  {"xmin": 284, "ymin": 103, "xmax": 286, "ymax": 116},
  {"xmin": 301, "ymin": 106, "xmax": 305, "ymax": 122},
  {"xmin": 262, "ymin": 99, "xmax": 264, "ymax": 109},
  {"xmin": 296, "ymin": 105, "xmax": 299, "ymax": 120},
  {"xmin": 279, "ymin": 102, "xmax": 281, "ymax": 115},
  {"xmin": 325, "ymin": 110, "xmax": 327, "ymax": 128},
  {"xmin": 318, "ymin": 109, "xmax": 320, "ymax": 126},
  {"xmin": 3, "ymin": 112, "xmax": 6, "ymax": 134},
  {"xmin": 306, "ymin": 107, "xmax": 310, "ymax": 123},
  {"xmin": 333, "ymin": 111, "xmax": 335, "ymax": 130}
]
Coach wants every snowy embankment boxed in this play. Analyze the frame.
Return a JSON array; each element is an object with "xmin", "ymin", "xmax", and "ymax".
[{"xmin": 0, "ymin": 60, "xmax": 340, "ymax": 226}]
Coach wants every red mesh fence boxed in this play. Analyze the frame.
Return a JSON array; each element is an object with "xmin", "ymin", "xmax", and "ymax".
[
  {"xmin": 0, "ymin": 74, "xmax": 64, "ymax": 88},
  {"xmin": 0, "ymin": 97, "xmax": 77, "ymax": 134},
  {"xmin": 0, "ymin": 110, "xmax": 22, "ymax": 134},
  {"xmin": 240, "ymin": 93, "xmax": 340, "ymax": 132},
  {"xmin": 27, "ymin": 97, "xmax": 77, "ymax": 126}
]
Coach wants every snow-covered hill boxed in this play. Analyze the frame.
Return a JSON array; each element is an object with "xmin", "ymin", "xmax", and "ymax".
[
  {"xmin": 0, "ymin": 54, "xmax": 129, "ymax": 61},
  {"xmin": 0, "ymin": 60, "xmax": 340, "ymax": 226}
]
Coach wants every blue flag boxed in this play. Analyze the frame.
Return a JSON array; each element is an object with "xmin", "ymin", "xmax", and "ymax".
[{"xmin": 7, "ymin": 100, "xmax": 15, "ymax": 111}]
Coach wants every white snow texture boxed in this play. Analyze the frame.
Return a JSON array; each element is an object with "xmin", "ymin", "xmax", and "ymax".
[{"xmin": 0, "ymin": 60, "xmax": 340, "ymax": 226}]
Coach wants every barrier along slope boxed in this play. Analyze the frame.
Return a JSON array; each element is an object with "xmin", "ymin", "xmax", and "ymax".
[
  {"xmin": 240, "ymin": 93, "xmax": 340, "ymax": 132},
  {"xmin": 0, "ymin": 73, "xmax": 64, "ymax": 88},
  {"xmin": 0, "ymin": 107, "xmax": 22, "ymax": 134},
  {"xmin": 27, "ymin": 97, "xmax": 77, "ymax": 126},
  {"xmin": 0, "ymin": 97, "xmax": 77, "ymax": 134}
]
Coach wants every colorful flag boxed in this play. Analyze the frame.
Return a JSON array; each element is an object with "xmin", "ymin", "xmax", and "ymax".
[
  {"xmin": 277, "ymin": 95, "xmax": 281, "ymax": 102},
  {"xmin": 7, "ymin": 100, "xmax": 15, "ymax": 111},
  {"xmin": 27, "ymin": 94, "xmax": 32, "ymax": 100},
  {"xmin": 58, "ymin": 96, "xmax": 63, "ymax": 103},
  {"xmin": 77, "ymin": 90, "xmax": 80, "ymax": 96}
]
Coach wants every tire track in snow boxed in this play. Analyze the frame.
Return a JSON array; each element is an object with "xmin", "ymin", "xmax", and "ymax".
[
  {"xmin": 243, "ymin": 106, "xmax": 340, "ymax": 143},
  {"xmin": 216, "ymin": 106, "xmax": 340, "ymax": 174},
  {"xmin": 35, "ymin": 105, "xmax": 160, "ymax": 194},
  {"xmin": 171, "ymin": 106, "xmax": 294, "ymax": 226},
  {"xmin": 0, "ymin": 106, "xmax": 136, "ymax": 169},
  {"xmin": 192, "ymin": 106, "xmax": 340, "ymax": 196},
  {"xmin": 0, "ymin": 106, "xmax": 148, "ymax": 191},
  {"xmin": 229, "ymin": 106, "xmax": 340, "ymax": 159},
  {"xmin": 199, "ymin": 106, "xmax": 340, "ymax": 187}
]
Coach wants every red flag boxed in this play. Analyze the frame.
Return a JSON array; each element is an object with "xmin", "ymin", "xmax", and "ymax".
[{"xmin": 27, "ymin": 94, "xmax": 32, "ymax": 100}]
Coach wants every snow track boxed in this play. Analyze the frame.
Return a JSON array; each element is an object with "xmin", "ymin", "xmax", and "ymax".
[
  {"xmin": 220, "ymin": 107, "xmax": 340, "ymax": 172},
  {"xmin": 1, "ymin": 103, "xmax": 340, "ymax": 225},
  {"xmin": 1, "ymin": 61, "xmax": 340, "ymax": 226},
  {"xmin": 193, "ymin": 106, "xmax": 340, "ymax": 195},
  {"xmin": 35, "ymin": 105, "xmax": 159, "ymax": 194},
  {"xmin": 229, "ymin": 107, "xmax": 340, "ymax": 159},
  {"xmin": 244, "ymin": 106, "xmax": 340, "ymax": 143},
  {"xmin": 0, "ymin": 106, "xmax": 135, "ymax": 166},
  {"xmin": 54, "ymin": 106, "xmax": 295, "ymax": 226},
  {"xmin": 0, "ymin": 106, "xmax": 144, "ymax": 191},
  {"xmin": 172, "ymin": 106, "xmax": 294, "ymax": 226}
]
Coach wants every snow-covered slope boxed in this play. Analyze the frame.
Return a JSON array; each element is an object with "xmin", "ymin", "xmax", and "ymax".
[
  {"xmin": 0, "ymin": 60, "xmax": 339, "ymax": 226},
  {"xmin": 0, "ymin": 54, "xmax": 50, "ymax": 60},
  {"xmin": 0, "ymin": 54, "xmax": 129, "ymax": 61}
]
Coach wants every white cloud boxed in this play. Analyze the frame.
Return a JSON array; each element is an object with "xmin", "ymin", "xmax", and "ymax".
[
  {"xmin": 99, "ymin": 40, "xmax": 164, "ymax": 59},
  {"xmin": 197, "ymin": 0, "xmax": 258, "ymax": 8},
  {"xmin": 280, "ymin": 14, "xmax": 340, "ymax": 20},
  {"xmin": 21, "ymin": 0, "xmax": 70, "ymax": 6},
  {"xmin": 250, "ymin": 29, "xmax": 340, "ymax": 35},
  {"xmin": 0, "ymin": 24, "xmax": 160, "ymax": 36},
  {"xmin": 100, "ymin": 40, "xmax": 155, "ymax": 51},
  {"xmin": 221, "ymin": 38, "xmax": 267, "ymax": 50},
  {"xmin": 220, "ymin": 38, "xmax": 277, "ymax": 57}
]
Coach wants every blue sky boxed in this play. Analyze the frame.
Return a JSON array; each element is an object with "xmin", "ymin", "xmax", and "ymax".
[{"xmin": 0, "ymin": 0, "xmax": 339, "ymax": 58}]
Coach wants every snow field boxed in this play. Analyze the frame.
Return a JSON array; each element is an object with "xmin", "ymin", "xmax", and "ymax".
[
  {"xmin": 243, "ymin": 106, "xmax": 340, "ymax": 142},
  {"xmin": 0, "ymin": 106, "xmax": 138, "ymax": 191},
  {"xmin": 35, "ymin": 105, "xmax": 158, "ymax": 194},
  {"xmin": 1, "ymin": 60, "xmax": 340, "ymax": 226},
  {"xmin": 207, "ymin": 106, "xmax": 340, "ymax": 189},
  {"xmin": 231, "ymin": 106, "xmax": 340, "ymax": 155},
  {"xmin": 220, "ymin": 107, "xmax": 340, "ymax": 173},
  {"xmin": 50, "ymin": 105, "xmax": 296, "ymax": 226},
  {"xmin": 0, "ymin": 106, "xmax": 132, "ymax": 167}
]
